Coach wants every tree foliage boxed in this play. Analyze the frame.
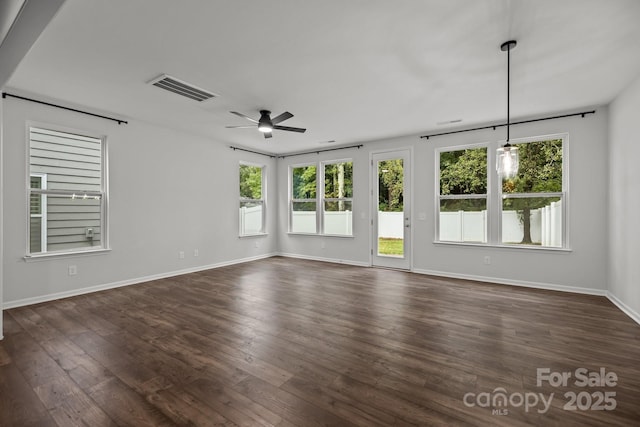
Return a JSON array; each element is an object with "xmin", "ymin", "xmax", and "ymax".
[
  {"xmin": 239, "ymin": 165, "xmax": 262, "ymax": 199},
  {"xmin": 324, "ymin": 162, "xmax": 353, "ymax": 198},
  {"xmin": 439, "ymin": 148, "xmax": 487, "ymax": 212},
  {"xmin": 378, "ymin": 160, "xmax": 404, "ymax": 212},
  {"xmin": 292, "ymin": 165, "xmax": 317, "ymax": 199}
]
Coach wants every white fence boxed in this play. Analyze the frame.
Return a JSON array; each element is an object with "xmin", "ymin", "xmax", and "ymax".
[
  {"xmin": 241, "ymin": 206, "xmax": 353, "ymax": 235},
  {"xmin": 440, "ymin": 200, "xmax": 562, "ymax": 247},
  {"xmin": 241, "ymin": 200, "xmax": 562, "ymax": 246}
]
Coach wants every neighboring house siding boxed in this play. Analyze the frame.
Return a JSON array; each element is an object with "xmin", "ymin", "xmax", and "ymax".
[{"xmin": 30, "ymin": 128, "xmax": 102, "ymax": 253}]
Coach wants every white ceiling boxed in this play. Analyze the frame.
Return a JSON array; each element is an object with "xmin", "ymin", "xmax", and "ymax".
[{"xmin": 6, "ymin": 0, "xmax": 640, "ymax": 154}]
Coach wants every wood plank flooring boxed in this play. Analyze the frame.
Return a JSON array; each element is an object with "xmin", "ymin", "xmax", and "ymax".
[{"xmin": 1, "ymin": 256, "xmax": 639, "ymax": 426}]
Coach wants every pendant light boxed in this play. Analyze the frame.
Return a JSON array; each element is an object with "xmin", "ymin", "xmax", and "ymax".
[{"xmin": 496, "ymin": 40, "xmax": 519, "ymax": 179}]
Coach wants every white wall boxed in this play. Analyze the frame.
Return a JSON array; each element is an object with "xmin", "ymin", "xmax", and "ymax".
[
  {"xmin": 609, "ymin": 73, "xmax": 640, "ymax": 321},
  {"xmin": 1, "ymin": 96, "xmax": 278, "ymax": 306},
  {"xmin": 278, "ymin": 110, "xmax": 609, "ymax": 293}
]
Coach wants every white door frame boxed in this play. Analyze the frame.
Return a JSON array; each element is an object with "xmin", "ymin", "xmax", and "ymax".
[{"xmin": 370, "ymin": 148, "xmax": 412, "ymax": 270}]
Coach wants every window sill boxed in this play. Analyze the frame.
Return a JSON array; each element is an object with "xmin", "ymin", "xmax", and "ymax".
[
  {"xmin": 433, "ymin": 241, "xmax": 572, "ymax": 252},
  {"xmin": 287, "ymin": 232, "xmax": 354, "ymax": 238},
  {"xmin": 239, "ymin": 233, "xmax": 268, "ymax": 238},
  {"xmin": 24, "ymin": 247, "xmax": 112, "ymax": 262}
]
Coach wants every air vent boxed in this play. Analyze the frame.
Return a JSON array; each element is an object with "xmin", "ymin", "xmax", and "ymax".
[{"xmin": 148, "ymin": 74, "xmax": 217, "ymax": 102}]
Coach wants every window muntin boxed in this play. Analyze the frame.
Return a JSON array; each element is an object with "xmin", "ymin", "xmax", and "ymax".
[
  {"xmin": 239, "ymin": 163, "xmax": 265, "ymax": 235},
  {"xmin": 28, "ymin": 126, "xmax": 106, "ymax": 255},
  {"xmin": 438, "ymin": 147, "xmax": 488, "ymax": 243},
  {"xmin": 323, "ymin": 161, "xmax": 353, "ymax": 236},
  {"xmin": 500, "ymin": 138, "xmax": 564, "ymax": 247}
]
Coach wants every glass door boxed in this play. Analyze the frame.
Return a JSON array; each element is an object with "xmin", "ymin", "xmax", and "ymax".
[{"xmin": 372, "ymin": 150, "xmax": 411, "ymax": 269}]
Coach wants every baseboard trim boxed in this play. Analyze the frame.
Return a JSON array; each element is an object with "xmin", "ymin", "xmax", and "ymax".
[
  {"xmin": 606, "ymin": 291, "xmax": 640, "ymax": 326},
  {"xmin": 277, "ymin": 252, "xmax": 370, "ymax": 268},
  {"xmin": 3, "ymin": 253, "xmax": 278, "ymax": 310},
  {"xmin": 412, "ymin": 268, "xmax": 608, "ymax": 296}
]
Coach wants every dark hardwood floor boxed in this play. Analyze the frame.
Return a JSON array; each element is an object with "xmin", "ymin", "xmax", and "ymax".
[{"xmin": 1, "ymin": 257, "xmax": 639, "ymax": 426}]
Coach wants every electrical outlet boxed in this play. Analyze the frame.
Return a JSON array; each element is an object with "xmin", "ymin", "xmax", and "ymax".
[
  {"xmin": 68, "ymin": 265, "xmax": 77, "ymax": 276},
  {"xmin": 483, "ymin": 256, "xmax": 491, "ymax": 265},
  {"xmin": 254, "ymin": 240, "xmax": 259, "ymax": 248},
  {"xmin": 321, "ymin": 241, "xmax": 326, "ymax": 249},
  {"xmin": 194, "ymin": 249, "xmax": 199, "ymax": 257},
  {"xmin": 179, "ymin": 251, "xmax": 185, "ymax": 259}
]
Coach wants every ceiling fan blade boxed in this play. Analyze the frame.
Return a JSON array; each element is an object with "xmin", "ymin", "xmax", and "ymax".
[
  {"xmin": 264, "ymin": 132, "xmax": 272, "ymax": 139},
  {"xmin": 273, "ymin": 125, "xmax": 306, "ymax": 133},
  {"xmin": 230, "ymin": 111, "xmax": 258, "ymax": 123},
  {"xmin": 271, "ymin": 111, "xmax": 293, "ymax": 124},
  {"xmin": 225, "ymin": 125, "xmax": 256, "ymax": 129}
]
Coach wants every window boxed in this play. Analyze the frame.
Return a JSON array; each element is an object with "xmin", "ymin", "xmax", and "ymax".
[
  {"xmin": 290, "ymin": 164, "xmax": 317, "ymax": 233},
  {"xmin": 239, "ymin": 163, "xmax": 266, "ymax": 235},
  {"xmin": 289, "ymin": 160, "xmax": 354, "ymax": 235},
  {"xmin": 436, "ymin": 135, "xmax": 566, "ymax": 248},
  {"xmin": 501, "ymin": 138, "xmax": 564, "ymax": 247},
  {"xmin": 323, "ymin": 161, "xmax": 353, "ymax": 236},
  {"xmin": 28, "ymin": 126, "xmax": 107, "ymax": 255},
  {"xmin": 438, "ymin": 147, "xmax": 488, "ymax": 243}
]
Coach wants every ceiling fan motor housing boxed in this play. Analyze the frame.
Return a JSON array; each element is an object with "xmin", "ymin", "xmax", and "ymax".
[{"xmin": 258, "ymin": 110, "xmax": 273, "ymax": 131}]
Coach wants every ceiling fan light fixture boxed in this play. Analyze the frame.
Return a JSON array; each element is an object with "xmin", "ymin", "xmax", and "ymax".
[
  {"xmin": 497, "ymin": 39, "xmax": 519, "ymax": 179},
  {"xmin": 258, "ymin": 110, "xmax": 273, "ymax": 133}
]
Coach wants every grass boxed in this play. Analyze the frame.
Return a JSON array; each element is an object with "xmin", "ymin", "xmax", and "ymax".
[{"xmin": 378, "ymin": 238, "xmax": 404, "ymax": 256}]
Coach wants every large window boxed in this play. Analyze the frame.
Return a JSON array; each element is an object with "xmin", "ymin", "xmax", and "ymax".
[
  {"xmin": 323, "ymin": 161, "xmax": 353, "ymax": 236},
  {"xmin": 289, "ymin": 160, "xmax": 353, "ymax": 235},
  {"xmin": 28, "ymin": 126, "xmax": 107, "ymax": 255},
  {"xmin": 290, "ymin": 164, "xmax": 317, "ymax": 233},
  {"xmin": 239, "ymin": 163, "xmax": 266, "ymax": 235},
  {"xmin": 438, "ymin": 147, "xmax": 488, "ymax": 243},
  {"xmin": 436, "ymin": 135, "xmax": 566, "ymax": 248},
  {"xmin": 501, "ymin": 138, "xmax": 564, "ymax": 247}
]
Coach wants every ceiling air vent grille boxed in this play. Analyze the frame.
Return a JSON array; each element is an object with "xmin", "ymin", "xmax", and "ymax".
[{"xmin": 149, "ymin": 74, "xmax": 217, "ymax": 102}]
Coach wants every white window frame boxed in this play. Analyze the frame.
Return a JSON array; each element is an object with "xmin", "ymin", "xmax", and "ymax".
[
  {"xmin": 435, "ymin": 133, "xmax": 569, "ymax": 250},
  {"xmin": 29, "ymin": 173, "xmax": 48, "ymax": 252},
  {"xmin": 289, "ymin": 163, "xmax": 318, "ymax": 234},
  {"xmin": 320, "ymin": 159, "xmax": 353, "ymax": 236},
  {"xmin": 26, "ymin": 124, "xmax": 109, "ymax": 259},
  {"xmin": 498, "ymin": 134, "xmax": 568, "ymax": 249},
  {"xmin": 239, "ymin": 161, "xmax": 267, "ymax": 236},
  {"xmin": 435, "ymin": 143, "xmax": 490, "ymax": 244}
]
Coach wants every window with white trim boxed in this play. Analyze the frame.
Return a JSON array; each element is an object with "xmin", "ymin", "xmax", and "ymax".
[
  {"xmin": 438, "ymin": 146, "xmax": 488, "ymax": 243},
  {"xmin": 500, "ymin": 138, "xmax": 564, "ymax": 247},
  {"xmin": 239, "ymin": 163, "xmax": 266, "ymax": 235},
  {"xmin": 28, "ymin": 126, "xmax": 107, "ymax": 255},
  {"xmin": 289, "ymin": 160, "xmax": 354, "ymax": 235},
  {"xmin": 290, "ymin": 164, "xmax": 317, "ymax": 233},
  {"xmin": 436, "ymin": 135, "xmax": 566, "ymax": 248},
  {"xmin": 322, "ymin": 160, "xmax": 353, "ymax": 236}
]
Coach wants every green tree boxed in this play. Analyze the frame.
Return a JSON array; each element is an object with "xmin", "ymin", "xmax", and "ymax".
[
  {"xmin": 239, "ymin": 165, "xmax": 262, "ymax": 199},
  {"xmin": 325, "ymin": 162, "xmax": 353, "ymax": 211},
  {"xmin": 378, "ymin": 160, "xmax": 404, "ymax": 212},
  {"xmin": 439, "ymin": 148, "xmax": 487, "ymax": 212},
  {"xmin": 502, "ymin": 139, "xmax": 562, "ymax": 244}
]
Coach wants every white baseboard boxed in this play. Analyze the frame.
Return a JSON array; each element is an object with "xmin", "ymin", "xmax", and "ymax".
[
  {"xmin": 412, "ymin": 268, "xmax": 608, "ymax": 296},
  {"xmin": 277, "ymin": 252, "xmax": 370, "ymax": 268},
  {"xmin": 607, "ymin": 291, "xmax": 640, "ymax": 326},
  {"xmin": 3, "ymin": 252, "xmax": 278, "ymax": 310}
]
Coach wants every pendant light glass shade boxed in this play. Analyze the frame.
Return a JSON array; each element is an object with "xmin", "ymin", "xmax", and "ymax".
[{"xmin": 496, "ymin": 143, "xmax": 518, "ymax": 179}]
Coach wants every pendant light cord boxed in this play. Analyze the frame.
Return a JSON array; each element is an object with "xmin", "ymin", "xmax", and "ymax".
[{"xmin": 507, "ymin": 43, "xmax": 511, "ymax": 143}]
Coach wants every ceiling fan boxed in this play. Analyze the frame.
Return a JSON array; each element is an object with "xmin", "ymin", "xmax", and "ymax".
[{"xmin": 226, "ymin": 110, "xmax": 306, "ymax": 139}]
